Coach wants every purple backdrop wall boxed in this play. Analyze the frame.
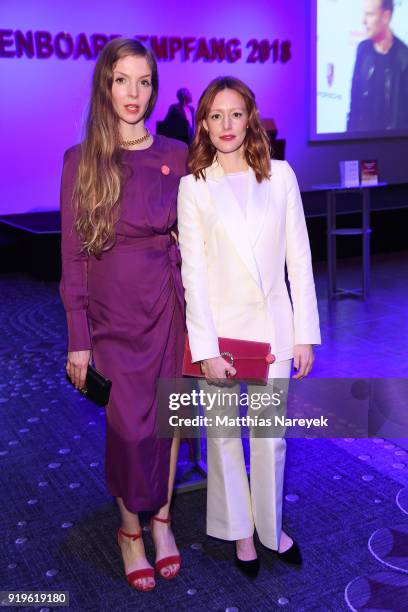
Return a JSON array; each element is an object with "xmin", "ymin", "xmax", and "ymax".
[{"xmin": 1, "ymin": 0, "xmax": 407, "ymax": 215}]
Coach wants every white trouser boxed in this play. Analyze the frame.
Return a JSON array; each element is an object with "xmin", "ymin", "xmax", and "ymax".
[{"xmin": 201, "ymin": 359, "xmax": 291, "ymax": 550}]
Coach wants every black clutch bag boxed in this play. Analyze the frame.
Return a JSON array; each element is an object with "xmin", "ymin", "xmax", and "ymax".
[{"xmin": 67, "ymin": 365, "xmax": 112, "ymax": 407}]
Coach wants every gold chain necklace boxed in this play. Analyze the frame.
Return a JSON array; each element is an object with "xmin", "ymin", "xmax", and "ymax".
[{"xmin": 120, "ymin": 129, "xmax": 151, "ymax": 148}]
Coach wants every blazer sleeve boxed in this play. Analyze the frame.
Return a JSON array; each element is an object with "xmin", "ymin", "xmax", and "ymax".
[
  {"xmin": 283, "ymin": 162, "xmax": 321, "ymax": 346},
  {"xmin": 59, "ymin": 147, "xmax": 92, "ymax": 352},
  {"xmin": 177, "ymin": 176, "xmax": 220, "ymax": 362}
]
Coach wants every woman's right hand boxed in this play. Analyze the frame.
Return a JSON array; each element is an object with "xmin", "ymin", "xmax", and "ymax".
[
  {"xmin": 201, "ymin": 356, "xmax": 237, "ymax": 386},
  {"xmin": 66, "ymin": 350, "xmax": 91, "ymax": 390}
]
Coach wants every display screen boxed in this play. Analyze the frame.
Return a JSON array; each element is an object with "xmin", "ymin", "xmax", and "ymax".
[{"xmin": 311, "ymin": 0, "xmax": 408, "ymax": 140}]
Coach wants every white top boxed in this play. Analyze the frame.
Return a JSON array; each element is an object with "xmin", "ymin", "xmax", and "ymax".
[{"xmin": 225, "ymin": 170, "xmax": 249, "ymax": 218}]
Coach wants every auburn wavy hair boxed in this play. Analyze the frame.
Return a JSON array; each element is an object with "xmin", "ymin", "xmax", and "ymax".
[
  {"xmin": 188, "ymin": 76, "xmax": 271, "ymax": 183},
  {"xmin": 74, "ymin": 38, "xmax": 158, "ymax": 256}
]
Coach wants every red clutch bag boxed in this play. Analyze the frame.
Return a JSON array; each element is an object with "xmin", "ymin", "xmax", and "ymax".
[{"xmin": 182, "ymin": 334, "xmax": 276, "ymax": 385}]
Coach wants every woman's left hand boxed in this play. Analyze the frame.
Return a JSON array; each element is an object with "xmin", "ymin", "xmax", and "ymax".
[{"xmin": 292, "ymin": 344, "xmax": 314, "ymax": 379}]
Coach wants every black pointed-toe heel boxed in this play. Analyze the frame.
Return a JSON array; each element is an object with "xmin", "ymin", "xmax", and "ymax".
[
  {"xmin": 274, "ymin": 540, "xmax": 302, "ymax": 566},
  {"xmin": 234, "ymin": 549, "xmax": 260, "ymax": 579}
]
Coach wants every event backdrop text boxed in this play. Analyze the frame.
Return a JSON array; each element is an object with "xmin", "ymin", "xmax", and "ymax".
[{"xmin": 0, "ymin": 30, "xmax": 292, "ymax": 64}]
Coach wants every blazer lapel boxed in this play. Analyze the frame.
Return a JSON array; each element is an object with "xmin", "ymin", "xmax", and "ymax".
[{"xmin": 205, "ymin": 160, "xmax": 262, "ymax": 290}]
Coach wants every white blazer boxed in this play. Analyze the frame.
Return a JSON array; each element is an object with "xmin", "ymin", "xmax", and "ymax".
[{"xmin": 177, "ymin": 158, "xmax": 321, "ymax": 363}]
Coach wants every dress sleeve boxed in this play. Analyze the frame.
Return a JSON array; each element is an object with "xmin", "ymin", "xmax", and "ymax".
[
  {"xmin": 283, "ymin": 161, "xmax": 321, "ymax": 346},
  {"xmin": 59, "ymin": 147, "xmax": 92, "ymax": 352}
]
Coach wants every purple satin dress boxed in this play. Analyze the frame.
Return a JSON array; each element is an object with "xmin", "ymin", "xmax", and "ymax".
[{"xmin": 60, "ymin": 135, "xmax": 188, "ymax": 512}]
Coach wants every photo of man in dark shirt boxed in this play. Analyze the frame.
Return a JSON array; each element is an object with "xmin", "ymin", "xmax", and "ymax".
[{"xmin": 347, "ymin": 0, "xmax": 408, "ymax": 132}]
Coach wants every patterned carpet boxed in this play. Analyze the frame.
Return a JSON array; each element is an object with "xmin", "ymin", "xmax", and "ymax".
[{"xmin": 1, "ymin": 257, "xmax": 408, "ymax": 611}]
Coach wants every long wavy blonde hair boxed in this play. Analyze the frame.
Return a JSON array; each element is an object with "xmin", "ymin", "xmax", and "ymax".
[
  {"xmin": 188, "ymin": 76, "xmax": 271, "ymax": 183},
  {"xmin": 74, "ymin": 38, "xmax": 158, "ymax": 256}
]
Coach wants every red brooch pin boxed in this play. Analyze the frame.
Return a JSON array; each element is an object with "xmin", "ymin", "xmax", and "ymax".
[{"xmin": 161, "ymin": 165, "xmax": 171, "ymax": 175}]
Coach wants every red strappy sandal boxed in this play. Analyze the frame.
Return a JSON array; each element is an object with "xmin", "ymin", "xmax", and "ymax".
[
  {"xmin": 117, "ymin": 528, "xmax": 155, "ymax": 592},
  {"xmin": 150, "ymin": 514, "xmax": 181, "ymax": 580}
]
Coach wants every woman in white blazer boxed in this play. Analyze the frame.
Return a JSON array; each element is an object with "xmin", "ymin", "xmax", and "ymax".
[{"xmin": 177, "ymin": 77, "xmax": 321, "ymax": 577}]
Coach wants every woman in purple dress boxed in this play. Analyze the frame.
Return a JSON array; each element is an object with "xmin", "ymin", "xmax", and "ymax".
[{"xmin": 60, "ymin": 39, "xmax": 187, "ymax": 592}]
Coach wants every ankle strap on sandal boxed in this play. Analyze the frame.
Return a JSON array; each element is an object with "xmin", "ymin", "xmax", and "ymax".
[
  {"xmin": 151, "ymin": 514, "xmax": 172, "ymax": 524},
  {"xmin": 118, "ymin": 527, "xmax": 142, "ymax": 541}
]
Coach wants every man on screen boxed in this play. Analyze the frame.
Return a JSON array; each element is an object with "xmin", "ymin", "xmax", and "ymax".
[{"xmin": 347, "ymin": 0, "xmax": 408, "ymax": 132}]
